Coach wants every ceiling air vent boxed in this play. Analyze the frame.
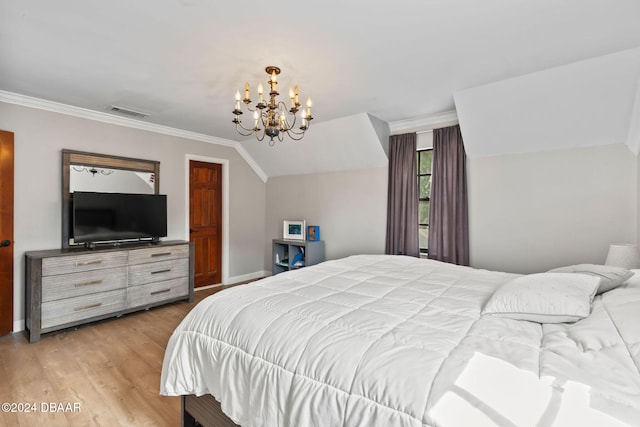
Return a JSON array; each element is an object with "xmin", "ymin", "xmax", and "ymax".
[{"xmin": 109, "ymin": 105, "xmax": 149, "ymax": 119}]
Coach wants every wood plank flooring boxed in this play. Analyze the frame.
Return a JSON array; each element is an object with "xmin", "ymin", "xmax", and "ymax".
[{"xmin": 0, "ymin": 284, "xmax": 238, "ymax": 427}]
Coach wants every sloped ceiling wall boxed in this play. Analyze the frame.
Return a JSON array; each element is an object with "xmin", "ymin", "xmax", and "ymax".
[
  {"xmin": 454, "ymin": 48, "xmax": 640, "ymax": 158},
  {"xmin": 238, "ymin": 44, "xmax": 640, "ymax": 177},
  {"xmin": 239, "ymin": 112, "xmax": 389, "ymax": 178},
  {"xmin": 250, "ymin": 47, "xmax": 640, "ymax": 178}
]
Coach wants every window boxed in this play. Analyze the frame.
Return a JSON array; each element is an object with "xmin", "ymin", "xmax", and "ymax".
[{"xmin": 417, "ymin": 149, "xmax": 432, "ymax": 254}]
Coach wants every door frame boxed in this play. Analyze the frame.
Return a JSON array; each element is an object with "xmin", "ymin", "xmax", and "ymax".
[{"xmin": 185, "ymin": 154, "xmax": 229, "ymax": 286}]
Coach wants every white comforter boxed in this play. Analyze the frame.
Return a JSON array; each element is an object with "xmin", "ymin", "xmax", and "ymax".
[{"xmin": 160, "ymin": 255, "xmax": 640, "ymax": 427}]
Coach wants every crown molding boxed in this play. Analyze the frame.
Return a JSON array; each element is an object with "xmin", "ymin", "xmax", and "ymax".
[
  {"xmin": 232, "ymin": 143, "xmax": 268, "ymax": 182},
  {"xmin": 0, "ymin": 90, "xmax": 268, "ymax": 182},
  {"xmin": 389, "ymin": 110, "xmax": 459, "ymax": 135}
]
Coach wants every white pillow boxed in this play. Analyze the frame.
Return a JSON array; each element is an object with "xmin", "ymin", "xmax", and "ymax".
[
  {"xmin": 547, "ymin": 264, "xmax": 633, "ymax": 294},
  {"xmin": 622, "ymin": 270, "xmax": 640, "ymax": 288},
  {"xmin": 482, "ymin": 273, "xmax": 599, "ymax": 323}
]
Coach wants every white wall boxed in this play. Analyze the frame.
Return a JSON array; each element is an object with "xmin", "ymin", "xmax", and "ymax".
[
  {"xmin": 263, "ymin": 131, "xmax": 640, "ymax": 278},
  {"xmin": 637, "ymin": 154, "xmax": 640, "ymax": 246},
  {"xmin": 0, "ymin": 102, "xmax": 266, "ymax": 330},
  {"xmin": 468, "ymin": 144, "xmax": 637, "ymax": 274},
  {"xmin": 4, "ymin": 98, "xmax": 639, "ymax": 330},
  {"xmin": 265, "ymin": 168, "xmax": 387, "ymax": 268}
]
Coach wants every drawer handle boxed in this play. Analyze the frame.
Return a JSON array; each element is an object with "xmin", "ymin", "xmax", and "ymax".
[
  {"xmin": 150, "ymin": 289, "xmax": 171, "ymax": 296},
  {"xmin": 74, "ymin": 303, "xmax": 102, "ymax": 311},
  {"xmin": 76, "ymin": 259, "xmax": 102, "ymax": 266},
  {"xmin": 151, "ymin": 252, "xmax": 172, "ymax": 258},
  {"xmin": 74, "ymin": 280, "xmax": 103, "ymax": 287},
  {"xmin": 151, "ymin": 269, "xmax": 171, "ymax": 275}
]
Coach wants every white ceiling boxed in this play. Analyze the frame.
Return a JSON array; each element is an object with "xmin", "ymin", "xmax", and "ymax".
[{"xmin": 1, "ymin": 0, "xmax": 640, "ymax": 176}]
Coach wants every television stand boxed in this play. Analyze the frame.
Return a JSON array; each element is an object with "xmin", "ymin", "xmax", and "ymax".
[{"xmin": 24, "ymin": 240, "xmax": 194, "ymax": 342}]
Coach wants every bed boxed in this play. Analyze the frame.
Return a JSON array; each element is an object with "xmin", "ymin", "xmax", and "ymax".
[{"xmin": 160, "ymin": 255, "xmax": 640, "ymax": 426}]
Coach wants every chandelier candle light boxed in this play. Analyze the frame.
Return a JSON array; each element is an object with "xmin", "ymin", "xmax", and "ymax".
[{"xmin": 233, "ymin": 66, "xmax": 313, "ymax": 145}]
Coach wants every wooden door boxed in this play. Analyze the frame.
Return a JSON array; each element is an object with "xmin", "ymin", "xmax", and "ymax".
[
  {"xmin": 0, "ymin": 130, "xmax": 14, "ymax": 336},
  {"xmin": 189, "ymin": 161, "xmax": 222, "ymax": 287}
]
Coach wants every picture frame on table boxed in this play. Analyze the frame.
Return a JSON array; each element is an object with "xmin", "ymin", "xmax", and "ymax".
[{"xmin": 283, "ymin": 220, "xmax": 306, "ymax": 240}]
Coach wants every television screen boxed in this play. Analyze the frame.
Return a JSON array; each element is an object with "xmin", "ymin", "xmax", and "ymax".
[{"xmin": 72, "ymin": 192, "xmax": 167, "ymax": 244}]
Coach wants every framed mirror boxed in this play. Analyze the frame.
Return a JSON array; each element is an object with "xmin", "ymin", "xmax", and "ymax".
[{"xmin": 61, "ymin": 149, "xmax": 160, "ymax": 248}]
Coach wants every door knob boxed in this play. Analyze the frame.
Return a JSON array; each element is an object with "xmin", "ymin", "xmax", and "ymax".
[{"xmin": 0, "ymin": 240, "xmax": 10, "ymax": 247}]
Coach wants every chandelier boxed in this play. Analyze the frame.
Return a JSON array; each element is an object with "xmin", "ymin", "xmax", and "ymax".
[{"xmin": 233, "ymin": 66, "xmax": 313, "ymax": 145}]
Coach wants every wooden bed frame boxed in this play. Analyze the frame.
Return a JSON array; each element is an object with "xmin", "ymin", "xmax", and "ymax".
[{"xmin": 182, "ymin": 394, "xmax": 239, "ymax": 427}]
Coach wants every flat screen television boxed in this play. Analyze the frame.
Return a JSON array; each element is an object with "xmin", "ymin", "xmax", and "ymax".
[{"xmin": 72, "ymin": 191, "xmax": 167, "ymax": 244}]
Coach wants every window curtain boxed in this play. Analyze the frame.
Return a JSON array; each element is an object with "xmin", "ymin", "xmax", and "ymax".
[
  {"xmin": 385, "ymin": 133, "xmax": 419, "ymax": 257},
  {"xmin": 428, "ymin": 125, "xmax": 469, "ymax": 265}
]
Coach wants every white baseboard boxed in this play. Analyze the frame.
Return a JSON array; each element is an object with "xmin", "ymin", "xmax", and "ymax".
[
  {"xmin": 193, "ymin": 270, "xmax": 270, "ymax": 292},
  {"xmin": 227, "ymin": 270, "xmax": 271, "ymax": 284}
]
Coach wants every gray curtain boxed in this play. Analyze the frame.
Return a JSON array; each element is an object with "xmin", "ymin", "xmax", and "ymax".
[
  {"xmin": 385, "ymin": 133, "xmax": 419, "ymax": 257},
  {"xmin": 428, "ymin": 125, "xmax": 469, "ymax": 265}
]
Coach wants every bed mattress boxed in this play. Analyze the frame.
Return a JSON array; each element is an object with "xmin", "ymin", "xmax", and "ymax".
[{"xmin": 161, "ymin": 255, "xmax": 640, "ymax": 426}]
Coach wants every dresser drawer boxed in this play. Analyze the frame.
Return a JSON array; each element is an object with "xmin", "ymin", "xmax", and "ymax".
[
  {"xmin": 41, "ymin": 289, "xmax": 126, "ymax": 329},
  {"xmin": 126, "ymin": 277, "xmax": 189, "ymax": 309},
  {"xmin": 128, "ymin": 245, "xmax": 189, "ymax": 265},
  {"xmin": 42, "ymin": 267, "xmax": 127, "ymax": 302},
  {"xmin": 42, "ymin": 252, "xmax": 128, "ymax": 276},
  {"xmin": 128, "ymin": 258, "xmax": 189, "ymax": 286}
]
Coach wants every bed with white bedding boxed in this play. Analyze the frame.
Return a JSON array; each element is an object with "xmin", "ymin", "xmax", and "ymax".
[{"xmin": 160, "ymin": 255, "xmax": 640, "ymax": 427}]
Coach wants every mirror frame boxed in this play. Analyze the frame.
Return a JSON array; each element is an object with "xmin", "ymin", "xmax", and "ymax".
[{"xmin": 61, "ymin": 149, "xmax": 160, "ymax": 248}]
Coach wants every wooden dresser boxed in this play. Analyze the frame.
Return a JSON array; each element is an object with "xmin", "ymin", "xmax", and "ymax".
[{"xmin": 25, "ymin": 240, "xmax": 193, "ymax": 342}]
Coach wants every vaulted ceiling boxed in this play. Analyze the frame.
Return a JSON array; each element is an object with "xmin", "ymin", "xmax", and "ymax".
[{"xmin": 1, "ymin": 1, "xmax": 640, "ymax": 177}]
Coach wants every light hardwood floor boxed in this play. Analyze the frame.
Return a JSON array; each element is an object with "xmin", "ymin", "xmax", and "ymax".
[{"xmin": 0, "ymin": 285, "xmax": 235, "ymax": 427}]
